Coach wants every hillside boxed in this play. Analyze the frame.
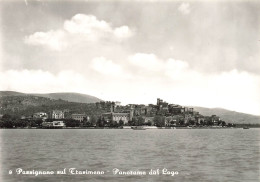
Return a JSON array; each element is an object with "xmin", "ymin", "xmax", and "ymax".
[
  {"xmin": 0, "ymin": 95, "xmax": 106, "ymax": 117},
  {"xmin": 0, "ymin": 91, "xmax": 103, "ymax": 103},
  {"xmin": 0, "ymin": 91, "xmax": 26, "ymax": 97},
  {"xmin": 191, "ymin": 106, "xmax": 260, "ymax": 124},
  {"xmin": 33, "ymin": 92, "xmax": 103, "ymax": 103}
]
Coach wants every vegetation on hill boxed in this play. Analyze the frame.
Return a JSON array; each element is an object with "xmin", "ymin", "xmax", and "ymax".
[
  {"xmin": 192, "ymin": 106, "xmax": 260, "ymax": 124},
  {"xmin": 0, "ymin": 91, "xmax": 103, "ymax": 103},
  {"xmin": 0, "ymin": 95, "xmax": 106, "ymax": 118},
  {"xmin": 33, "ymin": 92, "xmax": 103, "ymax": 103},
  {"xmin": 0, "ymin": 91, "xmax": 26, "ymax": 97}
]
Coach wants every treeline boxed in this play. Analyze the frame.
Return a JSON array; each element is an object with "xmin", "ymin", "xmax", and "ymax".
[
  {"xmin": 0, "ymin": 114, "xmax": 236, "ymax": 129},
  {"xmin": 235, "ymin": 124, "xmax": 260, "ymax": 128},
  {"xmin": 0, "ymin": 114, "xmax": 42, "ymax": 128},
  {"xmin": 0, "ymin": 95, "xmax": 107, "ymax": 118}
]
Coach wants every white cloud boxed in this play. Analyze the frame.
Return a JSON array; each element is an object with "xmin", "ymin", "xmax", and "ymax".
[
  {"xmin": 91, "ymin": 57, "xmax": 123, "ymax": 76},
  {"xmin": 114, "ymin": 26, "xmax": 133, "ymax": 39},
  {"xmin": 0, "ymin": 69, "xmax": 89, "ymax": 93},
  {"xmin": 178, "ymin": 2, "xmax": 190, "ymax": 15},
  {"xmin": 128, "ymin": 53, "xmax": 163, "ymax": 71},
  {"xmin": 165, "ymin": 58, "xmax": 190, "ymax": 79},
  {"xmin": 24, "ymin": 30, "xmax": 66, "ymax": 51},
  {"xmin": 63, "ymin": 14, "xmax": 112, "ymax": 41},
  {"xmin": 125, "ymin": 53, "xmax": 260, "ymax": 115},
  {"xmin": 24, "ymin": 14, "xmax": 133, "ymax": 50}
]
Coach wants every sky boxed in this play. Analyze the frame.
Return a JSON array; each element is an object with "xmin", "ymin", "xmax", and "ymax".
[{"xmin": 0, "ymin": 0, "xmax": 259, "ymax": 115}]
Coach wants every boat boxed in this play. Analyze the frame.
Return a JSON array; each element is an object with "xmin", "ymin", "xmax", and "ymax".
[
  {"xmin": 131, "ymin": 126, "xmax": 146, "ymax": 130},
  {"xmin": 243, "ymin": 127, "xmax": 249, "ymax": 129}
]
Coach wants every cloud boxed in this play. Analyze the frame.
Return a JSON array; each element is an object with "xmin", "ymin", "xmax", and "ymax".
[
  {"xmin": 125, "ymin": 53, "xmax": 260, "ymax": 115},
  {"xmin": 0, "ymin": 69, "xmax": 89, "ymax": 93},
  {"xmin": 64, "ymin": 14, "xmax": 111, "ymax": 35},
  {"xmin": 165, "ymin": 58, "xmax": 190, "ymax": 79},
  {"xmin": 24, "ymin": 30, "xmax": 66, "ymax": 51},
  {"xmin": 178, "ymin": 2, "xmax": 190, "ymax": 15},
  {"xmin": 91, "ymin": 57, "xmax": 123, "ymax": 76},
  {"xmin": 24, "ymin": 14, "xmax": 133, "ymax": 50},
  {"xmin": 128, "ymin": 53, "xmax": 163, "ymax": 71},
  {"xmin": 114, "ymin": 26, "xmax": 133, "ymax": 39},
  {"xmin": 128, "ymin": 53, "xmax": 192, "ymax": 78}
]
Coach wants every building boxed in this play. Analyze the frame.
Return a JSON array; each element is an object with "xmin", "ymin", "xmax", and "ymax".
[
  {"xmin": 71, "ymin": 114, "xmax": 87, "ymax": 122},
  {"xmin": 211, "ymin": 115, "xmax": 220, "ymax": 122},
  {"xmin": 195, "ymin": 115, "xmax": 205, "ymax": 124},
  {"xmin": 211, "ymin": 115, "xmax": 220, "ymax": 126},
  {"xmin": 168, "ymin": 104, "xmax": 184, "ymax": 114},
  {"xmin": 42, "ymin": 121, "xmax": 65, "ymax": 128},
  {"xmin": 114, "ymin": 101, "xmax": 121, "ymax": 107},
  {"xmin": 51, "ymin": 110, "xmax": 64, "ymax": 119},
  {"xmin": 33, "ymin": 112, "xmax": 48, "ymax": 120},
  {"xmin": 102, "ymin": 112, "xmax": 130, "ymax": 125},
  {"xmin": 144, "ymin": 117, "xmax": 154, "ymax": 126}
]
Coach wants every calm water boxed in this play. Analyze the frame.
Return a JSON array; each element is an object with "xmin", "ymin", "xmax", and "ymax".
[{"xmin": 0, "ymin": 129, "xmax": 259, "ymax": 182}]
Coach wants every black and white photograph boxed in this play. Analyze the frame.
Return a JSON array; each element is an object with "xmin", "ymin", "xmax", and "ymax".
[{"xmin": 0, "ymin": 0, "xmax": 259, "ymax": 181}]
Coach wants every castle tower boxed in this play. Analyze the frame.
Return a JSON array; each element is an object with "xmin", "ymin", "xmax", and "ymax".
[
  {"xmin": 129, "ymin": 108, "xmax": 134, "ymax": 121},
  {"xmin": 157, "ymin": 98, "xmax": 160, "ymax": 106}
]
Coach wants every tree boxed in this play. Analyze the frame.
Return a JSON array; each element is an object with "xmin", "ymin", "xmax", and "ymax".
[
  {"xmin": 34, "ymin": 119, "xmax": 43, "ymax": 127},
  {"xmin": 154, "ymin": 116, "xmax": 165, "ymax": 127},
  {"xmin": 179, "ymin": 119, "xmax": 184, "ymax": 126},
  {"xmin": 1, "ymin": 114, "xmax": 14, "ymax": 128},
  {"xmin": 96, "ymin": 117, "xmax": 104, "ymax": 127},
  {"xmin": 200, "ymin": 120, "xmax": 205, "ymax": 126},
  {"xmin": 206, "ymin": 120, "xmax": 213, "ymax": 126},
  {"xmin": 188, "ymin": 119, "xmax": 195, "ymax": 126},
  {"xmin": 131, "ymin": 117, "xmax": 137, "ymax": 126},
  {"xmin": 83, "ymin": 120, "xmax": 92, "ymax": 127},
  {"xmin": 13, "ymin": 119, "xmax": 28, "ymax": 128},
  {"xmin": 2, "ymin": 114, "xmax": 12, "ymax": 120},
  {"xmin": 144, "ymin": 121, "xmax": 152, "ymax": 126},
  {"xmin": 119, "ymin": 120, "xmax": 124, "ymax": 126},
  {"xmin": 65, "ymin": 119, "xmax": 80, "ymax": 127},
  {"xmin": 0, "ymin": 120, "xmax": 4, "ymax": 128},
  {"xmin": 89, "ymin": 115, "xmax": 98, "ymax": 126},
  {"xmin": 136, "ymin": 117, "xmax": 144, "ymax": 126}
]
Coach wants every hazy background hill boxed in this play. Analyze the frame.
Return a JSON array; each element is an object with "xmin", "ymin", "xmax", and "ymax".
[
  {"xmin": 33, "ymin": 92, "xmax": 103, "ymax": 103},
  {"xmin": 0, "ymin": 91, "xmax": 103, "ymax": 103},
  {"xmin": 191, "ymin": 106, "xmax": 260, "ymax": 124},
  {"xmin": 0, "ymin": 94, "xmax": 106, "ymax": 117},
  {"xmin": 0, "ymin": 91, "xmax": 26, "ymax": 96}
]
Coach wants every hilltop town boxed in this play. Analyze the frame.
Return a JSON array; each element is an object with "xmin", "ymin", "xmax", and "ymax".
[{"xmin": 0, "ymin": 96, "xmax": 233, "ymax": 129}]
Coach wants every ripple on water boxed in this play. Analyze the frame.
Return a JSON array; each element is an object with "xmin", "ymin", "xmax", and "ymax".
[{"xmin": 1, "ymin": 129, "xmax": 259, "ymax": 182}]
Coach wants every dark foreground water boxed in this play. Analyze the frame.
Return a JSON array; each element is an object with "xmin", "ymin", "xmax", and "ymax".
[{"xmin": 0, "ymin": 129, "xmax": 259, "ymax": 182}]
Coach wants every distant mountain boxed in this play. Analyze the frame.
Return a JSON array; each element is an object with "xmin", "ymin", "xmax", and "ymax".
[
  {"xmin": 0, "ymin": 91, "xmax": 103, "ymax": 103},
  {"xmin": 33, "ymin": 92, "xmax": 103, "ymax": 103},
  {"xmin": 0, "ymin": 94, "xmax": 105, "ymax": 117},
  {"xmin": 0, "ymin": 91, "xmax": 26, "ymax": 97},
  {"xmin": 191, "ymin": 106, "xmax": 260, "ymax": 124}
]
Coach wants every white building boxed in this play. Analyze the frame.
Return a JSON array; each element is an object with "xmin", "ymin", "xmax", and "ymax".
[
  {"xmin": 52, "ymin": 110, "xmax": 64, "ymax": 119},
  {"xmin": 42, "ymin": 121, "xmax": 65, "ymax": 128},
  {"xmin": 71, "ymin": 114, "xmax": 87, "ymax": 122}
]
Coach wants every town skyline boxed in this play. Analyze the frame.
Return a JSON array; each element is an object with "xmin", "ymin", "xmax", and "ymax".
[
  {"xmin": 0, "ymin": 0, "xmax": 259, "ymax": 115},
  {"xmin": 1, "ymin": 90, "xmax": 260, "ymax": 118}
]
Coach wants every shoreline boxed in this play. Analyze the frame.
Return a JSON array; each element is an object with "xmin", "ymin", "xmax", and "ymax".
[{"xmin": 0, "ymin": 127, "xmax": 257, "ymax": 129}]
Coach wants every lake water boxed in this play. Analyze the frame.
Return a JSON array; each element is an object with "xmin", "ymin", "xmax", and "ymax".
[{"xmin": 0, "ymin": 129, "xmax": 259, "ymax": 182}]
